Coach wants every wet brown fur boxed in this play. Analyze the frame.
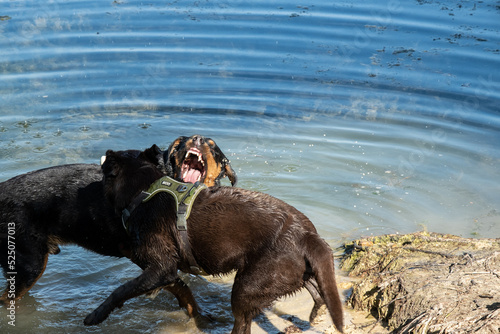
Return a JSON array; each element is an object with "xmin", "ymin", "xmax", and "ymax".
[{"xmin": 84, "ymin": 146, "xmax": 344, "ymax": 334}]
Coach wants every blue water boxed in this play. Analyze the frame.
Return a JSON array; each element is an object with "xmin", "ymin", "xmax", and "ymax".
[{"xmin": 1, "ymin": 0, "xmax": 499, "ymax": 333}]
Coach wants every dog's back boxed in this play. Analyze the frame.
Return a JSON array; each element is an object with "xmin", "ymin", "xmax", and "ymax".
[
  {"xmin": 0, "ymin": 163, "xmax": 130, "ymax": 256},
  {"xmin": 0, "ymin": 163, "xmax": 102, "ymax": 210}
]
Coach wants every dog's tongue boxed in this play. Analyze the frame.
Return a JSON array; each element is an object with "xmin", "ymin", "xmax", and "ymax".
[{"xmin": 183, "ymin": 168, "xmax": 201, "ymax": 183}]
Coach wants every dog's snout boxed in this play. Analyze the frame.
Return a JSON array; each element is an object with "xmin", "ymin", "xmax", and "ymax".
[{"xmin": 192, "ymin": 135, "xmax": 204, "ymax": 147}]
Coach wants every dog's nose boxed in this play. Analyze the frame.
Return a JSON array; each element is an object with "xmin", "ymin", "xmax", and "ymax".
[{"xmin": 192, "ymin": 135, "xmax": 204, "ymax": 147}]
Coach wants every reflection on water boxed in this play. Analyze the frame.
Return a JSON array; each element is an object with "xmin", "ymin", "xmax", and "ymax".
[{"xmin": 1, "ymin": 0, "xmax": 499, "ymax": 333}]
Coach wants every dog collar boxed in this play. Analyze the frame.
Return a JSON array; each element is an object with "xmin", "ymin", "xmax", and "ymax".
[{"xmin": 121, "ymin": 176, "xmax": 207, "ymax": 275}]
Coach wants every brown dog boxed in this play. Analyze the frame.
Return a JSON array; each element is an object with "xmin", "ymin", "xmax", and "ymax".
[
  {"xmin": 165, "ymin": 134, "xmax": 237, "ymax": 186},
  {"xmin": 167, "ymin": 135, "xmax": 327, "ymax": 322},
  {"xmin": 84, "ymin": 146, "xmax": 344, "ymax": 333}
]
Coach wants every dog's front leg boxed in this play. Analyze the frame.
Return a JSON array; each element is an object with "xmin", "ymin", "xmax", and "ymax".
[{"xmin": 84, "ymin": 267, "xmax": 176, "ymax": 326}]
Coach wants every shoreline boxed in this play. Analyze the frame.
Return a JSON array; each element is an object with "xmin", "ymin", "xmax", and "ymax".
[
  {"xmin": 339, "ymin": 231, "xmax": 500, "ymax": 333},
  {"xmin": 252, "ymin": 231, "xmax": 499, "ymax": 333}
]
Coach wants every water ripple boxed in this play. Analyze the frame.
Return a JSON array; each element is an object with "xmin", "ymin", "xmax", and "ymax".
[{"xmin": 1, "ymin": 0, "xmax": 499, "ymax": 333}]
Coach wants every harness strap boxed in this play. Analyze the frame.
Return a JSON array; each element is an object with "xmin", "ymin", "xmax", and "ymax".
[
  {"xmin": 122, "ymin": 191, "xmax": 149, "ymax": 232},
  {"xmin": 121, "ymin": 176, "xmax": 207, "ymax": 275}
]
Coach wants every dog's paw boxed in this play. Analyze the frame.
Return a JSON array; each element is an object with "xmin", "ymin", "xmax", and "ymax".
[
  {"xmin": 309, "ymin": 303, "xmax": 328, "ymax": 325},
  {"xmin": 194, "ymin": 311, "xmax": 216, "ymax": 328}
]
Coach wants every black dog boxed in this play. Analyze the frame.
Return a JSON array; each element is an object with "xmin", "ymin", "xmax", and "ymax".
[
  {"xmin": 0, "ymin": 138, "xmax": 236, "ymax": 321},
  {"xmin": 0, "ymin": 163, "xmax": 126, "ymax": 296},
  {"xmin": 0, "ymin": 153, "xmax": 205, "ymax": 320},
  {"xmin": 84, "ymin": 146, "xmax": 344, "ymax": 334}
]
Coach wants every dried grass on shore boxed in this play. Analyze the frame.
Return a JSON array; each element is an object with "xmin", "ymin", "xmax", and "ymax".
[{"xmin": 339, "ymin": 232, "xmax": 500, "ymax": 333}]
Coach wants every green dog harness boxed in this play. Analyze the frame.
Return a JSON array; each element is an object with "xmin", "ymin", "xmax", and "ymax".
[
  {"xmin": 121, "ymin": 176, "xmax": 207, "ymax": 275},
  {"xmin": 142, "ymin": 176, "xmax": 207, "ymax": 231}
]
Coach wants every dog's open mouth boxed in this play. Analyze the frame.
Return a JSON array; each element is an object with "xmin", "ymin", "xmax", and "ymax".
[{"xmin": 181, "ymin": 148, "xmax": 206, "ymax": 183}]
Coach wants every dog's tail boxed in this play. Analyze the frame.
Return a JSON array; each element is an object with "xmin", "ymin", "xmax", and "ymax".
[{"xmin": 304, "ymin": 233, "xmax": 344, "ymax": 333}]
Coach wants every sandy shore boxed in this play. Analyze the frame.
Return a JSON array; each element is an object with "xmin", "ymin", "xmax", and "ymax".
[{"xmin": 249, "ymin": 275, "xmax": 388, "ymax": 334}]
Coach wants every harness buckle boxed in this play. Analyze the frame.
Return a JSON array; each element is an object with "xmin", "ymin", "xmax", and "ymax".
[
  {"xmin": 177, "ymin": 215, "xmax": 187, "ymax": 231},
  {"xmin": 176, "ymin": 184, "xmax": 188, "ymax": 192}
]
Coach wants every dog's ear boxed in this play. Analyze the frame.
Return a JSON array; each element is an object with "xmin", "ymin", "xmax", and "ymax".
[
  {"xmin": 164, "ymin": 136, "xmax": 186, "ymax": 176},
  {"xmin": 101, "ymin": 150, "xmax": 121, "ymax": 178},
  {"xmin": 225, "ymin": 162, "xmax": 238, "ymax": 186},
  {"xmin": 141, "ymin": 144, "xmax": 167, "ymax": 174},
  {"xmin": 207, "ymin": 137, "xmax": 238, "ymax": 187},
  {"xmin": 142, "ymin": 144, "xmax": 162, "ymax": 164}
]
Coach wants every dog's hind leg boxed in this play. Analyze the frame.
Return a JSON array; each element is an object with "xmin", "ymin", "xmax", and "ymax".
[
  {"xmin": 231, "ymin": 269, "xmax": 272, "ymax": 334},
  {"xmin": 1, "ymin": 251, "xmax": 49, "ymax": 304},
  {"xmin": 230, "ymin": 252, "xmax": 306, "ymax": 334},
  {"xmin": 304, "ymin": 279, "xmax": 327, "ymax": 323}
]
